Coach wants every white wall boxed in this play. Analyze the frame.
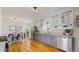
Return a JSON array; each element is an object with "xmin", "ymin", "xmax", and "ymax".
[
  {"xmin": 0, "ymin": 8, "xmax": 30, "ymax": 36},
  {"xmin": 2, "ymin": 18, "xmax": 28, "ymax": 36},
  {"xmin": 73, "ymin": 8, "xmax": 79, "ymax": 51},
  {"xmin": 0, "ymin": 8, "xmax": 3, "ymax": 36}
]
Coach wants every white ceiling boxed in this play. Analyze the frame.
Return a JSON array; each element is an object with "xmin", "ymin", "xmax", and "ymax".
[{"xmin": 2, "ymin": 7, "xmax": 70, "ymax": 23}]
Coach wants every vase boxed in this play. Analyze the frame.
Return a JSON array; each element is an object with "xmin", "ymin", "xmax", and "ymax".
[{"xmin": 66, "ymin": 33, "xmax": 69, "ymax": 36}]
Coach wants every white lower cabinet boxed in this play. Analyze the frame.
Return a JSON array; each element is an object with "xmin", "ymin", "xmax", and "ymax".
[
  {"xmin": 57, "ymin": 36, "xmax": 74, "ymax": 52},
  {"xmin": 0, "ymin": 41, "xmax": 6, "ymax": 52},
  {"xmin": 36, "ymin": 34, "xmax": 57, "ymax": 47}
]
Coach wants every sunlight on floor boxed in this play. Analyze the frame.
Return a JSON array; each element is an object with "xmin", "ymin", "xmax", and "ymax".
[
  {"xmin": 8, "ymin": 37, "xmax": 30, "ymax": 52},
  {"xmin": 8, "ymin": 37, "xmax": 62, "ymax": 52}
]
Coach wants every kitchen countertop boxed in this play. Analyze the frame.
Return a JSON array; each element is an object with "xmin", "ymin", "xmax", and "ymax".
[
  {"xmin": 35, "ymin": 32, "xmax": 74, "ymax": 38},
  {"xmin": 0, "ymin": 36, "xmax": 7, "ymax": 42}
]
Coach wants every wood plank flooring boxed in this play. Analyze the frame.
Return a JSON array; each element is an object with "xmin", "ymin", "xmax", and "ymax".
[
  {"xmin": 8, "ymin": 38, "xmax": 30, "ymax": 52},
  {"xmin": 8, "ymin": 38, "xmax": 62, "ymax": 52},
  {"xmin": 30, "ymin": 39, "xmax": 62, "ymax": 52}
]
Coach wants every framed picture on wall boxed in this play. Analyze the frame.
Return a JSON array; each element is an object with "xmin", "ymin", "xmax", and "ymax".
[{"xmin": 9, "ymin": 26, "xmax": 16, "ymax": 31}]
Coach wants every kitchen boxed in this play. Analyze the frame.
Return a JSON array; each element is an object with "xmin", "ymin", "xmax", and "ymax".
[
  {"xmin": 30, "ymin": 7, "xmax": 77, "ymax": 52},
  {"xmin": 0, "ymin": 7, "xmax": 79, "ymax": 52}
]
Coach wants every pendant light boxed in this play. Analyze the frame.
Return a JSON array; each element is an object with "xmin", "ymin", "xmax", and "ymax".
[{"xmin": 33, "ymin": 7, "xmax": 37, "ymax": 11}]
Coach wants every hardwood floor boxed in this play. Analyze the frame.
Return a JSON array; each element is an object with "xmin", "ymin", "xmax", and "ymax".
[
  {"xmin": 8, "ymin": 38, "xmax": 62, "ymax": 52},
  {"xmin": 8, "ymin": 38, "xmax": 30, "ymax": 52},
  {"xmin": 30, "ymin": 39, "xmax": 62, "ymax": 52}
]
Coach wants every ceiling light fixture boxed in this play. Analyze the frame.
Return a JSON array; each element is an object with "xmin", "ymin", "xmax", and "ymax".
[{"xmin": 33, "ymin": 7, "xmax": 38, "ymax": 11}]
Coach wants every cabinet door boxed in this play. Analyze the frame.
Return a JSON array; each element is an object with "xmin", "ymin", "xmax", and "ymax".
[
  {"xmin": 38, "ymin": 34, "xmax": 44, "ymax": 42},
  {"xmin": 40, "ymin": 34, "xmax": 47, "ymax": 43},
  {"xmin": 61, "ymin": 11, "xmax": 72, "ymax": 28},
  {"xmin": 0, "ymin": 41, "xmax": 6, "ymax": 52},
  {"xmin": 57, "ymin": 37, "xmax": 69, "ymax": 51},
  {"xmin": 50, "ymin": 36, "xmax": 57, "ymax": 47},
  {"xmin": 51, "ymin": 15, "xmax": 59, "ymax": 27},
  {"xmin": 41, "ymin": 35, "xmax": 52, "ymax": 45},
  {"xmin": 57, "ymin": 37, "xmax": 64, "ymax": 49},
  {"xmin": 36, "ymin": 34, "xmax": 39, "ymax": 40},
  {"xmin": 44, "ymin": 36, "xmax": 51, "ymax": 45}
]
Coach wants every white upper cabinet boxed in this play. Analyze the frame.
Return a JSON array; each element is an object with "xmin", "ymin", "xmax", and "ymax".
[
  {"xmin": 33, "ymin": 8, "xmax": 73, "ymax": 33},
  {"xmin": 60, "ymin": 10, "xmax": 73, "ymax": 28},
  {"xmin": 48, "ymin": 8, "xmax": 73, "ymax": 29},
  {"xmin": 51, "ymin": 15, "xmax": 59, "ymax": 28}
]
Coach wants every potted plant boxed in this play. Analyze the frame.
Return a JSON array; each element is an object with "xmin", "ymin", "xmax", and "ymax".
[{"xmin": 65, "ymin": 29, "xmax": 71, "ymax": 36}]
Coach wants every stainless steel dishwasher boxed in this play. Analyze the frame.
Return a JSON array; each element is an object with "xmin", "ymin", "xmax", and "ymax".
[{"xmin": 56, "ymin": 36, "xmax": 75, "ymax": 52}]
